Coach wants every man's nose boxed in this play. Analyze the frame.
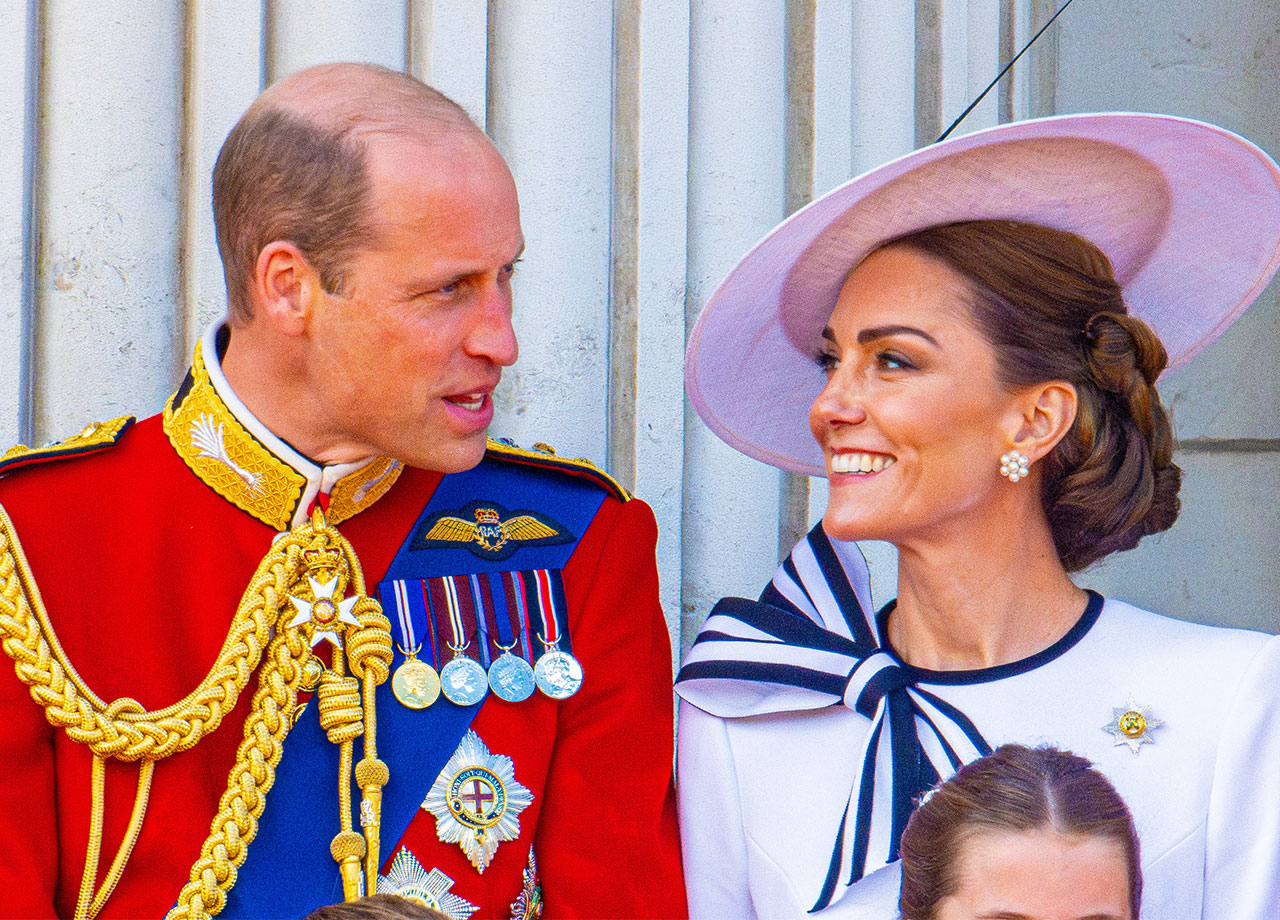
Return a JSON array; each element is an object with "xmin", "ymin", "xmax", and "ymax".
[{"xmin": 468, "ymin": 281, "xmax": 519, "ymax": 367}]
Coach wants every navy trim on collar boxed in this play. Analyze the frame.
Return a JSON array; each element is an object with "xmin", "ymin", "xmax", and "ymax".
[{"xmin": 873, "ymin": 590, "xmax": 1106, "ymax": 686}]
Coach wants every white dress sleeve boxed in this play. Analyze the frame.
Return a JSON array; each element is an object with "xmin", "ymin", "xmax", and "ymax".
[
  {"xmin": 1202, "ymin": 633, "xmax": 1280, "ymax": 919},
  {"xmin": 677, "ymin": 700, "xmax": 758, "ymax": 919}
]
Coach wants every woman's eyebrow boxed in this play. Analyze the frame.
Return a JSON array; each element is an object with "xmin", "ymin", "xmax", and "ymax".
[{"xmin": 855, "ymin": 324, "xmax": 940, "ymax": 347}]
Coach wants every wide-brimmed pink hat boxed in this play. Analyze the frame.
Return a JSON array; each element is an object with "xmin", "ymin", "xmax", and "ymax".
[{"xmin": 685, "ymin": 112, "xmax": 1280, "ymax": 476}]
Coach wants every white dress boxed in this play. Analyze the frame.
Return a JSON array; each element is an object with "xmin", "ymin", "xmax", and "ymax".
[{"xmin": 675, "ymin": 528, "xmax": 1280, "ymax": 920}]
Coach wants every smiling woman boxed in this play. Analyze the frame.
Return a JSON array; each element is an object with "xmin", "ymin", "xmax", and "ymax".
[
  {"xmin": 674, "ymin": 113, "xmax": 1280, "ymax": 919},
  {"xmin": 878, "ymin": 221, "xmax": 1180, "ymax": 572}
]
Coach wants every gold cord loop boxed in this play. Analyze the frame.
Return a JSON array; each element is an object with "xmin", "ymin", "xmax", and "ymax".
[
  {"xmin": 90, "ymin": 760, "xmax": 155, "ymax": 918},
  {"xmin": 0, "ymin": 505, "xmax": 285, "ymax": 761}
]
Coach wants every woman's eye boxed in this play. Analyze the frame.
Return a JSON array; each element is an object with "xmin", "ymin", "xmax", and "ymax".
[
  {"xmin": 877, "ymin": 351, "xmax": 914, "ymax": 371},
  {"xmin": 501, "ymin": 258, "xmax": 523, "ymax": 278},
  {"xmin": 815, "ymin": 350, "xmax": 839, "ymax": 373}
]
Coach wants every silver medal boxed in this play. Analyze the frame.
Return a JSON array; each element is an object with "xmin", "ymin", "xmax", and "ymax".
[
  {"xmin": 488, "ymin": 651, "xmax": 536, "ymax": 702},
  {"xmin": 440, "ymin": 654, "xmax": 489, "ymax": 706},
  {"xmin": 534, "ymin": 648, "xmax": 583, "ymax": 699}
]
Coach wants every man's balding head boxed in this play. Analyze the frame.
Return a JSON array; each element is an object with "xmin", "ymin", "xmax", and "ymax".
[{"xmin": 213, "ymin": 62, "xmax": 484, "ymax": 324}]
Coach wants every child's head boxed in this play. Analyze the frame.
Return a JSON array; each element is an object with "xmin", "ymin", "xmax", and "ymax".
[
  {"xmin": 899, "ymin": 744, "xmax": 1140, "ymax": 920},
  {"xmin": 303, "ymin": 893, "xmax": 449, "ymax": 920}
]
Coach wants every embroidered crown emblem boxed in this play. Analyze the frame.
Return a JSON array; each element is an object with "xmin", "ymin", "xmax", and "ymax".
[
  {"xmin": 410, "ymin": 501, "xmax": 573, "ymax": 561},
  {"xmin": 303, "ymin": 543, "xmax": 344, "ymax": 575}
]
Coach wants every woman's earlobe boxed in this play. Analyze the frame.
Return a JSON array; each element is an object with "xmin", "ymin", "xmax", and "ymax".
[{"xmin": 1015, "ymin": 381, "xmax": 1077, "ymax": 461}]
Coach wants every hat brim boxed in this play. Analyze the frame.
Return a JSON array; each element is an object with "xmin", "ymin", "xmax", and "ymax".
[{"xmin": 685, "ymin": 113, "xmax": 1280, "ymax": 476}]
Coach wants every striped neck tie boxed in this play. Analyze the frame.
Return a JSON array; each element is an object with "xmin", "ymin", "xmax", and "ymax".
[{"xmin": 676, "ymin": 524, "xmax": 991, "ymax": 911}]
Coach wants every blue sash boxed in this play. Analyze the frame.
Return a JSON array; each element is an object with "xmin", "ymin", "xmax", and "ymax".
[{"xmin": 221, "ymin": 456, "xmax": 606, "ymax": 917}]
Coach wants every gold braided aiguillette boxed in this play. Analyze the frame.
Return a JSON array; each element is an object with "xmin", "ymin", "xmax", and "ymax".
[{"xmin": 0, "ymin": 504, "xmax": 392, "ymax": 919}]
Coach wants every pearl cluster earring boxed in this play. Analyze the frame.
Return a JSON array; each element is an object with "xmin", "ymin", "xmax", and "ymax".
[{"xmin": 1000, "ymin": 450, "xmax": 1030, "ymax": 482}]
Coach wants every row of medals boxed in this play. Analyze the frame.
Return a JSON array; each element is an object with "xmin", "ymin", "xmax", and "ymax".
[{"xmin": 392, "ymin": 636, "xmax": 583, "ymax": 709}]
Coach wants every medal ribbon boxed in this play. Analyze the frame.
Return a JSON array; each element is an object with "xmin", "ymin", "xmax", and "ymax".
[
  {"xmin": 487, "ymin": 573, "xmax": 517, "ymax": 649},
  {"xmin": 388, "ymin": 580, "xmax": 438, "ymax": 662},
  {"xmin": 441, "ymin": 576, "xmax": 470, "ymax": 653},
  {"xmin": 390, "ymin": 581, "xmax": 415, "ymax": 652},
  {"xmin": 384, "ymin": 572, "xmax": 549, "ymax": 671},
  {"xmin": 466, "ymin": 575, "xmax": 492, "ymax": 667},
  {"xmin": 509, "ymin": 572, "xmax": 536, "ymax": 662},
  {"xmin": 531, "ymin": 569, "xmax": 564, "ymax": 648}
]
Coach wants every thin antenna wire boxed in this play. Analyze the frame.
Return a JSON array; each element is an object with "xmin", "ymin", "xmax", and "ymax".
[{"xmin": 936, "ymin": 0, "xmax": 1078, "ymax": 143}]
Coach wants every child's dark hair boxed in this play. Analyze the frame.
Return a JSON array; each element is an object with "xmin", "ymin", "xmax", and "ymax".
[{"xmin": 898, "ymin": 744, "xmax": 1141, "ymax": 920}]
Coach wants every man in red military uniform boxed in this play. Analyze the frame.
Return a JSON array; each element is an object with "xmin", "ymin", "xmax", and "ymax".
[{"xmin": 0, "ymin": 63, "xmax": 685, "ymax": 919}]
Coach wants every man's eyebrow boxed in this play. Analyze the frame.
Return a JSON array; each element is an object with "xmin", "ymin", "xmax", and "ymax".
[
  {"xmin": 855, "ymin": 324, "xmax": 940, "ymax": 347},
  {"xmin": 404, "ymin": 245, "xmax": 527, "ymax": 292}
]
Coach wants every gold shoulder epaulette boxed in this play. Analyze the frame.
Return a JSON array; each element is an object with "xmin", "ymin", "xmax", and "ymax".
[
  {"xmin": 0, "ymin": 416, "xmax": 135, "ymax": 475},
  {"xmin": 485, "ymin": 438, "xmax": 632, "ymax": 502}
]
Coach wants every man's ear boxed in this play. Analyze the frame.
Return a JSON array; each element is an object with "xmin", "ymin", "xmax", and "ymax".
[
  {"xmin": 251, "ymin": 241, "xmax": 322, "ymax": 337},
  {"xmin": 1012, "ymin": 380, "xmax": 1078, "ymax": 462}
]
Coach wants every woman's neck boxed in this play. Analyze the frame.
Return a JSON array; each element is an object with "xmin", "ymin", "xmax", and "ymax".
[{"xmin": 885, "ymin": 506, "xmax": 1088, "ymax": 672}]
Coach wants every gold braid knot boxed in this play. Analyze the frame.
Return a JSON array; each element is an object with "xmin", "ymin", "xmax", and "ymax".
[{"xmin": 317, "ymin": 673, "xmax": 364, "ymax": 744}]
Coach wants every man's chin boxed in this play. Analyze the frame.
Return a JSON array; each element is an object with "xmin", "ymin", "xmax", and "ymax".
[{"xmin": 397, "ymin": 431, "xmax": 490, "ymax": 473}]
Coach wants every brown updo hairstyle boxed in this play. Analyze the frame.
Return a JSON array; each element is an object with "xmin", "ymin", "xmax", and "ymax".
[
  {"xmin": 898, "ymin": 744, "xmax": 1141, "ymax": 920},
  {"xmin": 886, "ymin": 220, "xmax": 1180, "ymax": 571}
]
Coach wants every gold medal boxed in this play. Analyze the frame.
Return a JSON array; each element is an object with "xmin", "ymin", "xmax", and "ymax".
[{"xmin": 393, "ymin": 655, "xmax": 442, "ymax": 709}]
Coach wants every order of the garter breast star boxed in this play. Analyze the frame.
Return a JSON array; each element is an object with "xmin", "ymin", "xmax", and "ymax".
[
  {"xmin": 288, "ymin": 575, "xmax": 362, "ymax": 648},
  {"xmin": 423, "ymin": 730, "xmax": 533, "ymax": 872}
]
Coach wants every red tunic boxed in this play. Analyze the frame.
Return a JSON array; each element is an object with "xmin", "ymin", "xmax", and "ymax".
[{"xmin": 0, "ymin": 411, "xmax": 686, "ymax": 918}]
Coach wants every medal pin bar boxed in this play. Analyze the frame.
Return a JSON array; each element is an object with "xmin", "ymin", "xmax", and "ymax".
[
  {"xmin": 390, "ymin": 581, "xmax": 442, "ymax": 709},
  {"xmin": 438, "ymin": 576, "xmax": 489, "ymax": 706},
  {"xmin": 485, "ymin": 572, "xmax": 536, "ymax": 702},
  {"xmin": 530, "ymin": 569, "xmax": 583, "ymax": 699}
]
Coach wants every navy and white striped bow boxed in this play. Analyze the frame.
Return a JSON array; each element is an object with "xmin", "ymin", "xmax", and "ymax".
[{"xmin": 676, "ymin": 524, "xmax": 991, "ymax": 912}]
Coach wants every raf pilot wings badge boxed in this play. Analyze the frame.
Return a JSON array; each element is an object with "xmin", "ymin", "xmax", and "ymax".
[{"xmin": 409, "ymin": 500, "xmax": 573, "ymax": 561}]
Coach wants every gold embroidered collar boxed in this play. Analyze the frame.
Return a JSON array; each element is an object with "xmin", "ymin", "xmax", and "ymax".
[{"xmin": 164, "ymin": 323, "xmax": 404, "ymax": 531}]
